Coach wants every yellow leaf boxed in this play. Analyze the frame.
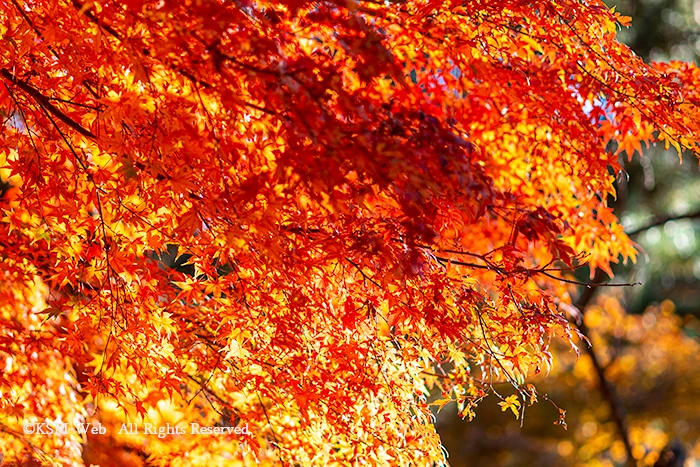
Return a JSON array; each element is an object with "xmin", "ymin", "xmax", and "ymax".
[
  {"xmin": 498, "ymin": 395, "xmax": 521, "ymax": 418},
  {"xmin": 429, "ymin": 399, "xmax": 453, "ymax": 413}
]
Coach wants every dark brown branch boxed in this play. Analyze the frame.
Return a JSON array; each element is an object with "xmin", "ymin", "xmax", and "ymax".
[
  {"xmin": 1, "ymin": 68, "xmax": 97, "ymax": 139},
  {"xmin": 433, "ymin": 255, "xmax": 641, "ymax": 288},
  {"xmin": 345, "ymin": 257, "xmax": 383, "ymax": 288},
  {"xmin": 9, "ymin": 0, "xmax": 42, "ymax": 37},
  {"xmin": 626, "ymin": 210, "xmax": 700, "ymax": 238},
  {"xmin": 46, "ymin": 96, "xmax": 101, "ymax": 110},
  {"xmin": 434, "ymin": 255, "xmax": 494, "ymax": 271},
  {"xmin": 71, "ymin": 0, "xmax": 122, "ymax": 40},
  {"xmin": 573, "ymin": 270, "xmax": 635, "ymax": 467},
  {"xmin": 538, "ymin": 270, "xmax": 640, "ymax": 288}
]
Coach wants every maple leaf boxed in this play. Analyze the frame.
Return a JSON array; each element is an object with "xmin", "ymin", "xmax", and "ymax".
[{"xmin": 498, "ymin": 395, "xmax": 522, "ymax": 419}]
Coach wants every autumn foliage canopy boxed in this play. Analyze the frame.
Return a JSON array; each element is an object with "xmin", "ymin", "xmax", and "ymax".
[{"xmin": 1, "ymin": 0, "xmax": 700, "ymax": 465}]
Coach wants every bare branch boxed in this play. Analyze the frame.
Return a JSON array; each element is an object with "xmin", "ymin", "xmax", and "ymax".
[
  {"xmin": 572, "ymin": 270, "xmax": 635, "ymax": 467},
  {"xmin": 626, "ymin": 210, "xmax": 700, "ymax": 238}
]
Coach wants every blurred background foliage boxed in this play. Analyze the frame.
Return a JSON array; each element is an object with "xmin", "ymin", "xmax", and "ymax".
[{"xmin": 435, "ymin": 1, "xmax": 700, "ymax": 466}]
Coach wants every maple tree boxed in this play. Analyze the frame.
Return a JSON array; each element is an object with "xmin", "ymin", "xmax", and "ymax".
[{"xmin": 1, "ymin": 0, "xmax": 700, "ymax": 465}]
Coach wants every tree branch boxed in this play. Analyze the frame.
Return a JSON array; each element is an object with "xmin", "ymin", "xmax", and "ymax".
[
  {"xmin": 70, "ymin": 0, "xmax": 122, "ymax": 41},
  {"xmin": 573, "ymin": 269, "xmax": 635, "ymax": 467},
  {"xmin": 626, "ymin": 210, "xmax": 700, "ymax": 238},
  {"xmin": 1, "ymin": 68, "xmax": 96, "ymax": 139}
]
